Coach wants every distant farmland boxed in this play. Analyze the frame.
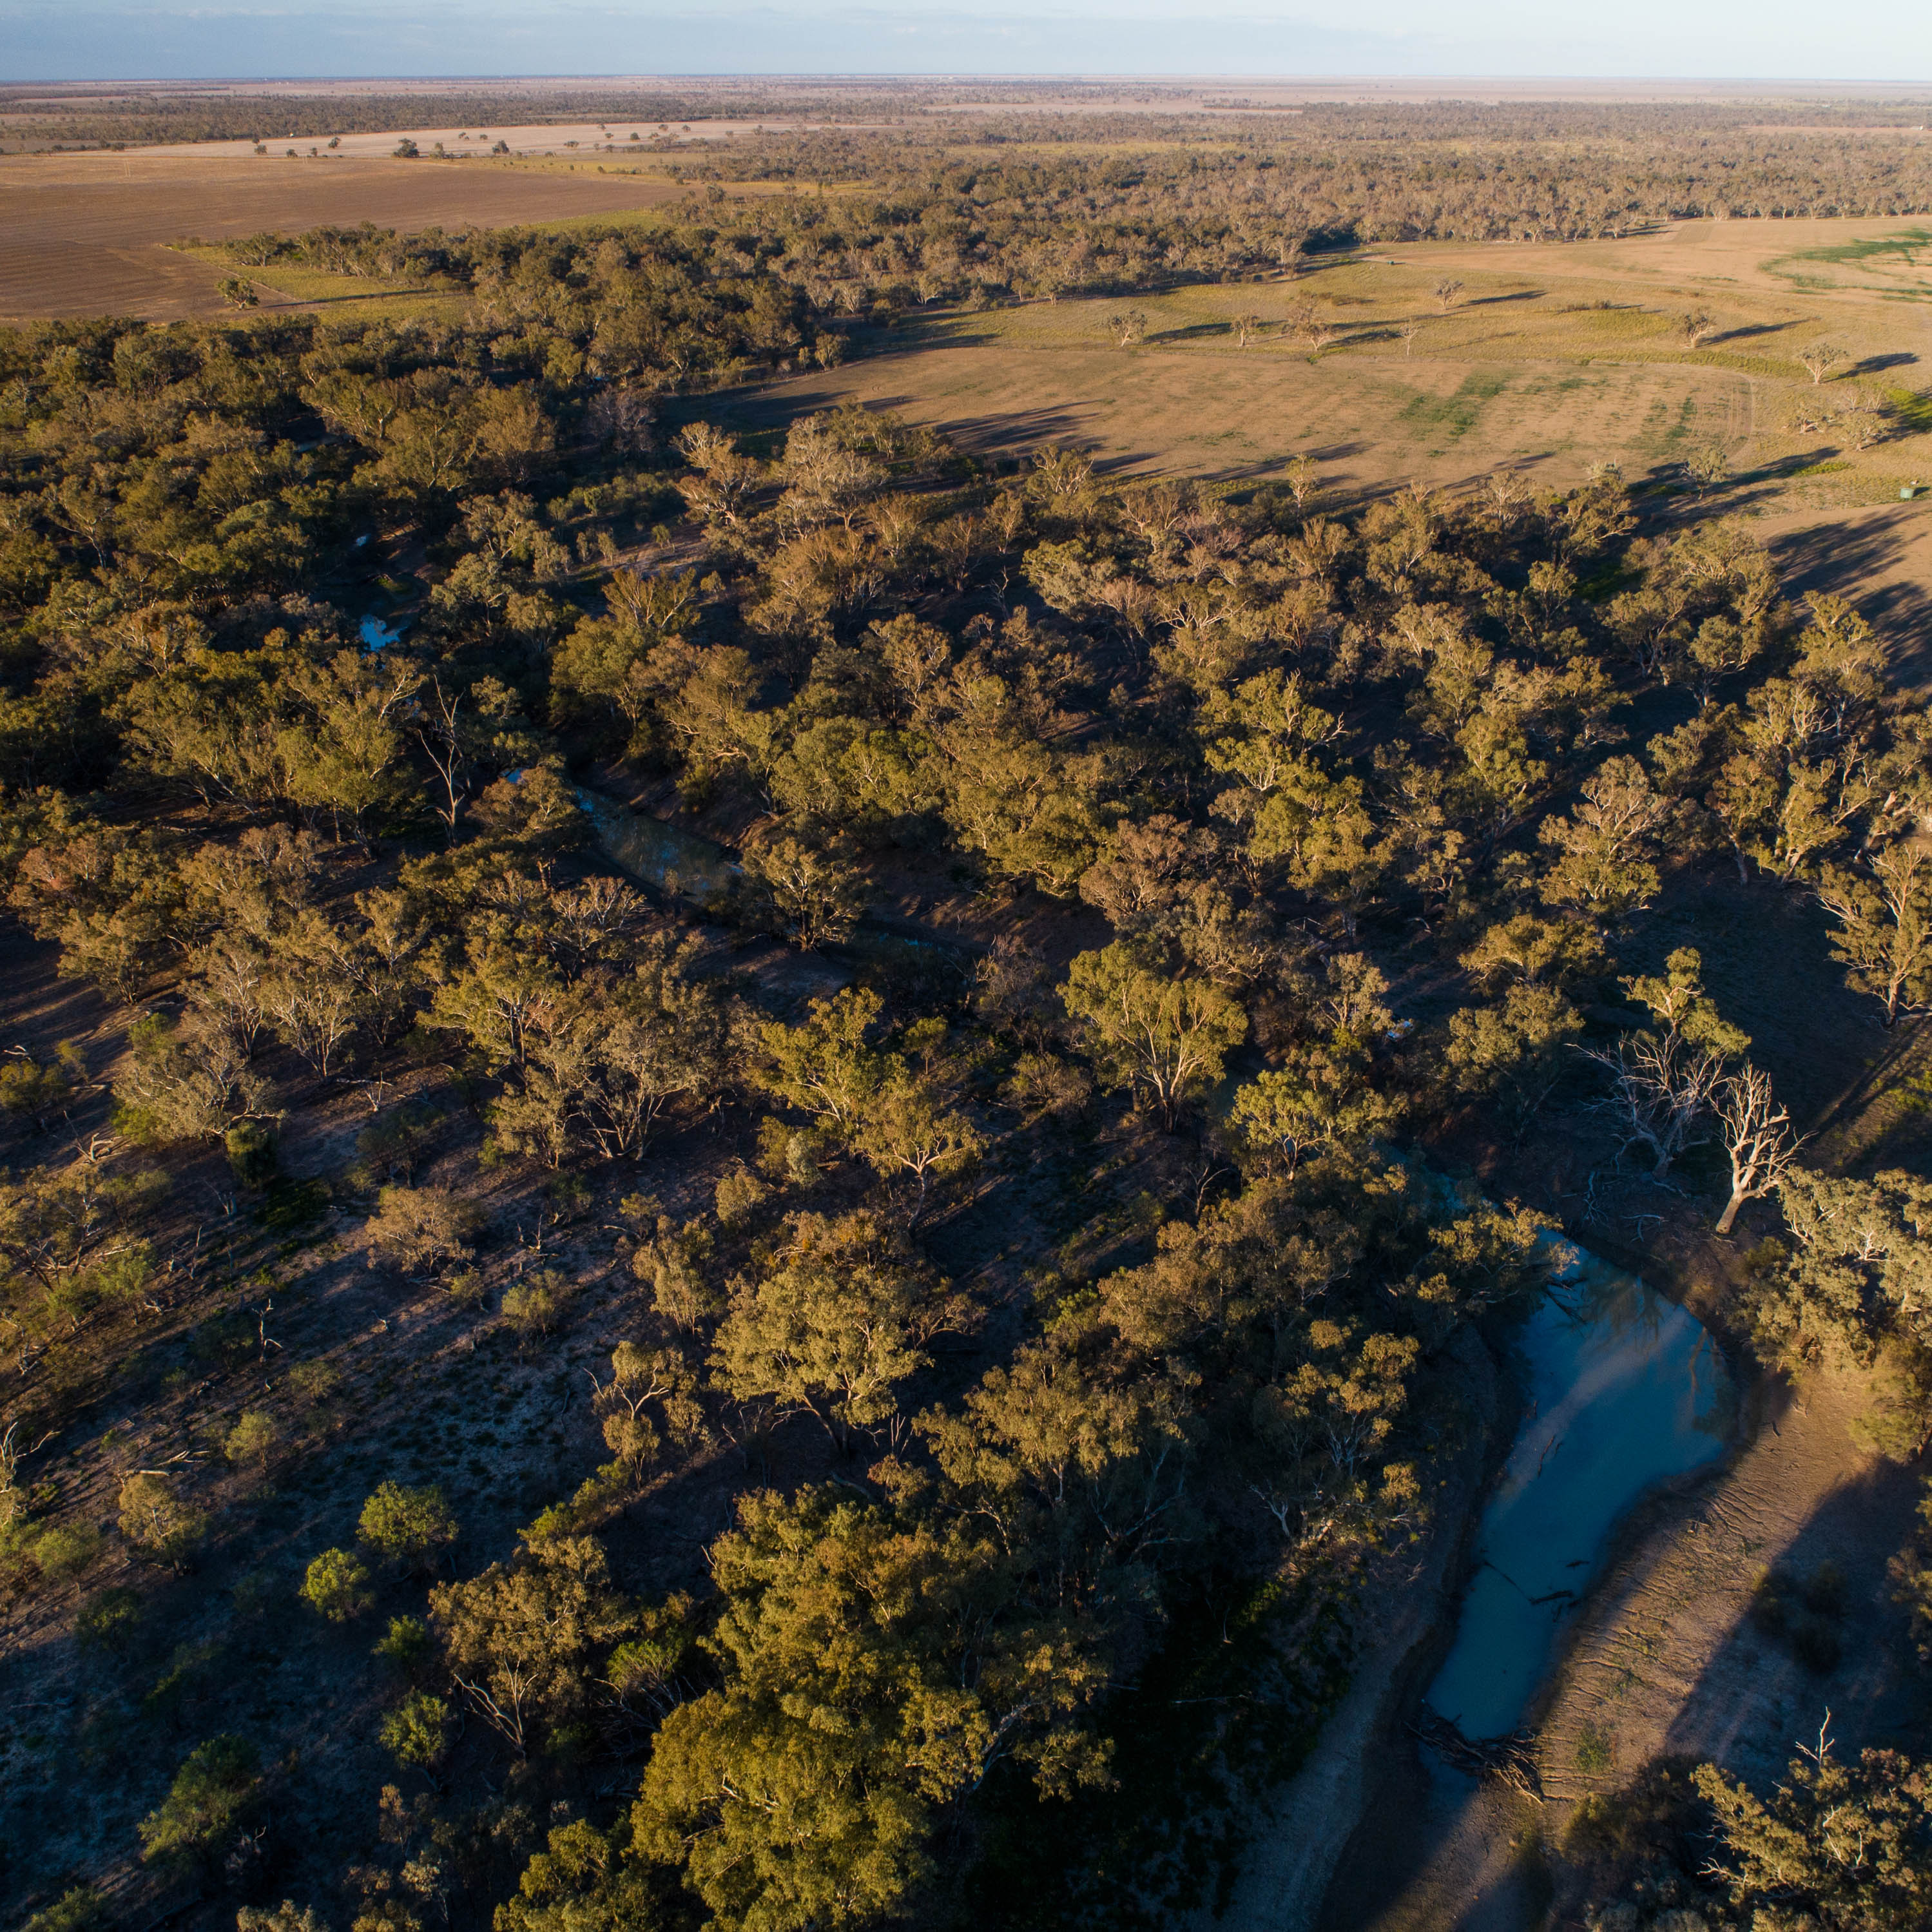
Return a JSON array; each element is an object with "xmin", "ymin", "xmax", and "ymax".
[{"xmin": 0, "ymin": 152, "xmax": 682, "ymax": 320}]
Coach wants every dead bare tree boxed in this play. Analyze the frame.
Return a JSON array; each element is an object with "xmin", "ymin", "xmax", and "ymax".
[
  {"xmin": 1713, "ymin": 1063, "xmax": 1804, "ymax": 1235},
  {"xmin": 1683, "ymin": 308, "xmax": 1721, "ymax": 347},
  {"xmin": 416, "ymin": 675, "xmax": 468, "ymax": 845},
  {"xmin": 1282, "ymin": 454, "xmax": 1320, "ymax": 514},
  {"xmin": 1231, "ymin": 313, "xmax": 1264, "ymax": 348},
  {"xmin": 1579, "ymin": 1030, "xmax": 1728, "ymax": 1180},
  {"xmin": 1434, "ymin": 278, "xmax": 1465, "ymax": 313},
  {"xmin": 0, "ymin": 1422, "xmax": 21, "ymax": 1529},
  {"xmin": 1400, "ymin": 314, "xmax": 1423, "ymax": 357}
]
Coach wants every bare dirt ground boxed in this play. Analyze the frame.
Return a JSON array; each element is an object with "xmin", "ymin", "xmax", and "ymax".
[
  {"xmin": 1320, "ymin": 1758, "xmax": 1545, "ymax": 1932},
  {"xmin": 0, "ymin": 154, "xmax": 682, "ymax": 320},
  {"xmin": 1763, "ymin": 499, "xmax": 1932, "ymax": 682},
  {"xmin": 1535, "ymin": 1366, "xmax": 1928, "ymax": 1923}
]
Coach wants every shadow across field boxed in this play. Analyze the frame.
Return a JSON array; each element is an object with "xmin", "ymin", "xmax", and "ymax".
[
  {"xmin": 1770, "ymin": 510, "xmax": 1932, "ymax": 686},
  {"xmin": 1850, "ymin": 351, "xmax": 1921, "ymax": 376},
  {"xmin": 682, "ymin": 377, "xmax": 1109, "ymax": 467}
]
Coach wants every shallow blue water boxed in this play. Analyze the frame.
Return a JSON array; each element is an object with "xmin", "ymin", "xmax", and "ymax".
[
  {"xmin": 1424, "ymin": 1248, "xmax": 1734, "ymax": 1739},
  {"xmin": 578, "ymin": 789, "xmax": 741, "ymax": 900},
  {"xmin": 360, "ymin": 615, "xmax": 404, "ymax": 651}
]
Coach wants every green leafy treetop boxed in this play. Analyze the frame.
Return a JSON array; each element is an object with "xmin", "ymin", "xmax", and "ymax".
[
  {"xmin": 137, "ymin": 1734, "xmax": 262, "ymax": 1874},
  {"xmin": 1695, "ymin": 1727, "xmax": 1932, "ymax": 1931}
]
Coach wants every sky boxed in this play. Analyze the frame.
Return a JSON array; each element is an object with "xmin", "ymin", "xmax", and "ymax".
[{"xmin": 3, "ymin": 0, "xmax": 1930, "ymax": 84}]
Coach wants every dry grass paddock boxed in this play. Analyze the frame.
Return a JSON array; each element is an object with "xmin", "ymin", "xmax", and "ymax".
[{"xmin": 723, "ymin": 217, "xmax": 1932, "ymax": 496}]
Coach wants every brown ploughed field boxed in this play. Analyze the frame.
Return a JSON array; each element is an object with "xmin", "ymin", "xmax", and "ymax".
[{"xmin": 0, "ymin": 153, "xmax": 681, "ymax": 320}]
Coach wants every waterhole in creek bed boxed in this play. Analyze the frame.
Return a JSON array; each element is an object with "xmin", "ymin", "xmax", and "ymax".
[{"xmin": 1425, "ymin": 1246, "xmax": 1735, "ymax": 1741}]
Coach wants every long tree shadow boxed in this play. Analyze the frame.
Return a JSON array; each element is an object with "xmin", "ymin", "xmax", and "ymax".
[
  {"xmin": 1768, "ymin": 507, "xmax": 1932, "ymax": 686},
  {"xmin": 677, "ymin": 381, "xmax": 1104, "ymax": 464},
  {"xmin": 1657, "ymin": 1452, "xmax": 1929, "ymax": 1786},
  {"xmin": 1850, "ymin": 351, "xmax": 1921, "ymax": 377}
]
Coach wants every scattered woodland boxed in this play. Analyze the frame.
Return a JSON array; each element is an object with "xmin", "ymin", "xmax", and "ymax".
[
  {"xmin": 5, "ymin": 101, "xmax": 1932, "ymax": 1932},
  {"xmin": 16, "ymin": 82, "xmax": 1932, "ymax": 245}
]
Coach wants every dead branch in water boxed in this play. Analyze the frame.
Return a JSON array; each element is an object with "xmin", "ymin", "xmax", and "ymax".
[{"xmin": 1409, "ymin": 1706, "xmax": 1543, "ymax": 1799}]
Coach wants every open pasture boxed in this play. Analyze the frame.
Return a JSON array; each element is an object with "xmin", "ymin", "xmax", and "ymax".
[
  {"xmin": 704, "ymin": 217, "xmax": 1932, "ymax": 628},
  {"xmin": 724, "ymin": 219, "xmax": 1930, "ymax": 486},
  {"xmin": 726, "ymin": 313, "xmax": 1761, "ymax": 492}
]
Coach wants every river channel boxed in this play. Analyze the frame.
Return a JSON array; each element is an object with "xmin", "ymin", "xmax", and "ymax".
[{"xmin": 1427, "ymin": 1243, "xmax": 1736, "ymax": 1742}]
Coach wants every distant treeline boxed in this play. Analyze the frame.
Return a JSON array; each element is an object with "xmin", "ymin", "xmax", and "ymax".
[
  {"xmin": 672, "ymin": 109, "xmax": 1932, "ymax": 240},
  {"xmin": 214, "ymin": 115, "xmax": 1927, "ymax": 331},
  {"xmin": 0, "ymin": 84, "xmax": 919, "ymax": 151}
]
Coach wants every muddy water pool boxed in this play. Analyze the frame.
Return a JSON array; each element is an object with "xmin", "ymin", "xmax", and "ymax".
[{"xmin": 1425, "ymin": 1246, "xmax": 1735, "ymax": 1741}]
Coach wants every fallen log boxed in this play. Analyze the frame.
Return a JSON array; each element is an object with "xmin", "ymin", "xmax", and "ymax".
[{"xmin": 1408, "ymin": 1705, "xmax": 1543, "ymax": 1800}]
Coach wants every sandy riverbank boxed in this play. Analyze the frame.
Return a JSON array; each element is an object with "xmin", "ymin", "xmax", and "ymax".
[{"xmin": 1204, "ymin": 1322, "xmax": 1503, "ymax": 1932}]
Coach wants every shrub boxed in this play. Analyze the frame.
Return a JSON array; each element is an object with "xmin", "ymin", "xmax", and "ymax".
[
  {"xmin": 1801, "ymin": 1560, "xmax": 1848, "ymax": 1618},
  {"xmin": 225, "ymin": 1409, "xmax": 279, "ymax": 1467},
  {"xmin": 372, "ymin": 1614, "xmax": 430, "ymax": 1679},
  {"xmin": 359, "ymin": 1482, "xmax": 457, "ymax": 1572},
  {"xmin": 714, "ymin": 1163, "xmax": 770, "ymax": 1228},
  {"xmin": 288, "ymin": 1358, "xmax": 342, "ymax": 1406},
  {"xmin": 118, "ymin": 1474, "xmax": 209, "ymax": 1568},
  {"xmin": 380, "ymin": 1690, "xmax": 452, "ymax": 1770},
  {"xmin": 1793, "ymin": 1618, "xmax": 1843, "ymax": 1674},
  {"xmin": 501, "ymin": 1268, "xmax": 572, "ymax": 1339},
  {"xmin": 76, "ymin": 1583, "xmax": 142, "ymax": 1652},
  {"xmin": 445, "ymin": 1268, "xmax": 487, "ymax": 1309},
  {"xmin": 19, "ymin": 1888, "xmax": 106, "ymax": 1932},
  {"xmin": 236, "ymin": 1904, "xmax": 329, "ymax": 1932},
  {"xmin": 0, "ymin": 1041, "xmax": 86, "ymax": 1126},
  {"xmin": 300, "ymin": 1548, "xmax": 374, "ymax": 1622},
  {"xmin": 225, "ymin": 1121, "xmax": 278, "ymax": 1187},
  {"xmin": 1749, "ymin": 1572, "xmax": 1790, "ymax": 1637},
  {"xmin": 30, "ymin": 1521, "xmax": 102, "ymax": 1584},
  {"xmin": 137, "ymin": 1733, "xmax": 262, "ymax": 1871}
]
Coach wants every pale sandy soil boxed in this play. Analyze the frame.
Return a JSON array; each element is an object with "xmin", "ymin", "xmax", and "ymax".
[
  {"xmin": 1534, "ymin": 1368, "xmax": 1926, "ymax": 1924},
  {"xmin": 1311, "ymin": 1366, "xmax": 1926, "ymax": 1932},
  {"xmin": 1322, "ymin": 1763, "xmax": 1545, "ymax": 1932}
]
